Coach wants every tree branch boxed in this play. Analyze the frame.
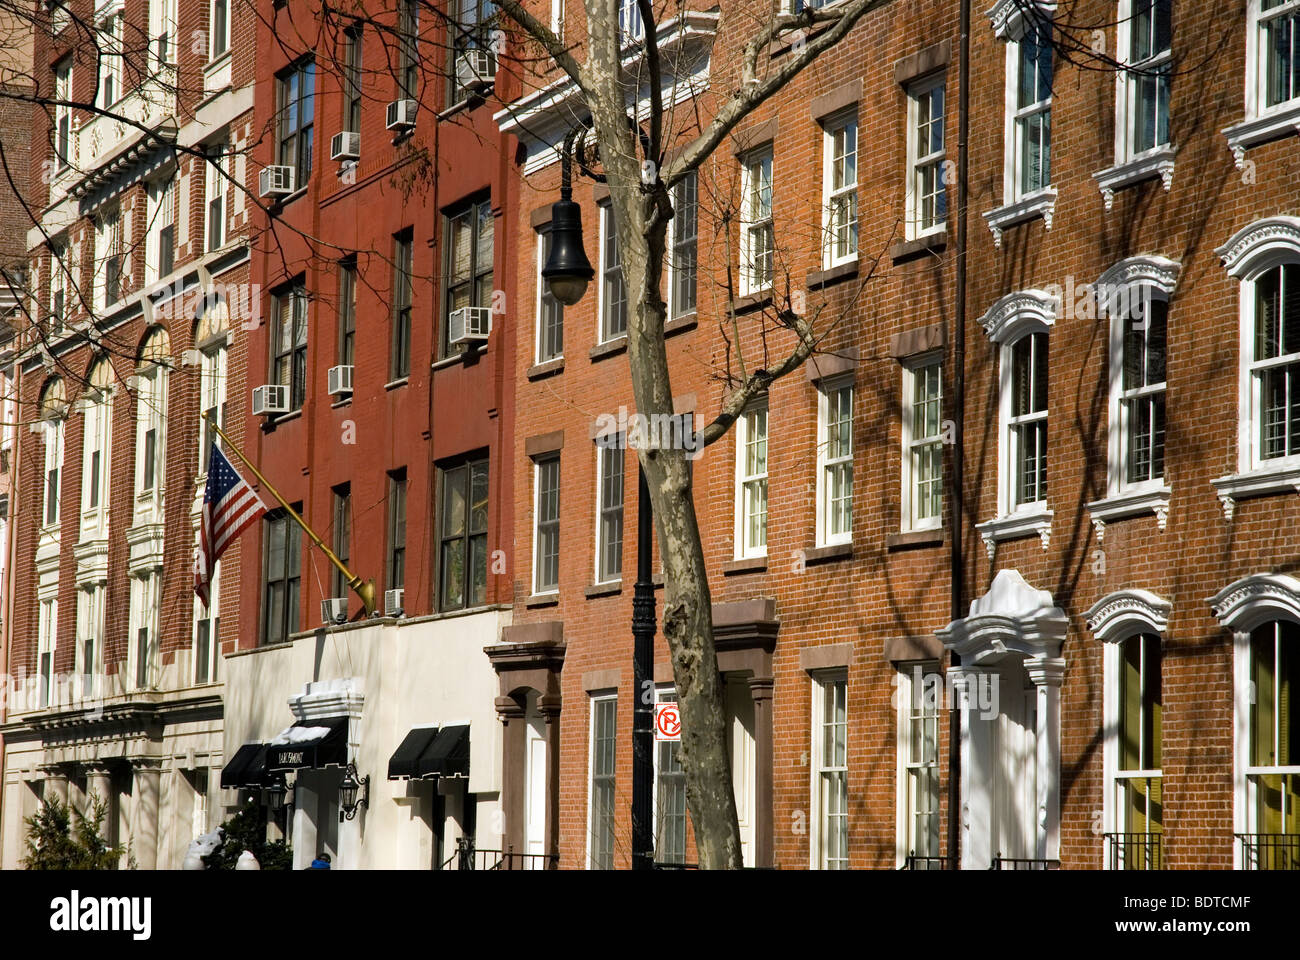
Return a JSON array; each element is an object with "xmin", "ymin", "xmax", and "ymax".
[{"xmin": 494, "ymin": 0, "xmax": 588, "ymax": 92}]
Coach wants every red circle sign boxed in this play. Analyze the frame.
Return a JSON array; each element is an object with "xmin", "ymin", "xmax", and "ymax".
[{"xmin": 656, "ymin": 703, "xmax": 681, "ymax": 740}]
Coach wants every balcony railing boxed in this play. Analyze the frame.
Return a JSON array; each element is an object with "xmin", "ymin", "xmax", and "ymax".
[
  {"xmin": 442, "ymin": 838, "xmax": 558, "ymax": 870},
  {"xmin": 903, "ymin": 854, "xmax": 950, "ymax": 870},
  {"xmin": 1105, "ymin": 832, "xmax": 1163, "ymax": 870},
  {"xmin": 1236, "ymin": 833, "xmax": 1300, "ymax": 870},
  {"xmin": 990, "ymin": 855, "xmax": 1061, "ymax": 870}
]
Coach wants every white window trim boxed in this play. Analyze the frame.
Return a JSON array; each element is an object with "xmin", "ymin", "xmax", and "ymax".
[
  {"xmin": 551, "ymin": 0, "xmax": 565, "ymax": 38},
  {"xmin": 38, "ymin": 598, "xmax": 58, "ymax": 709},
  {"xmin": 905, "ymin": 74, "xmax": 946, "ymax": 242},
  {"xmin": 77, "ymin": 384, "xmax": 112, "ymax": 539},
  {"xmin": 593, "ymin": 438, "xmax": 624, "ymax": 584},
  {"xmin": 1225, "ymin": 0, "xmax": 1300, "ymax": 166},
  {"xmin": 209, "ymin": 0, "xmax": 232, "ymax": 62},
  {"xmin": 733, "ymin": 402, "xmax": 768, "ymax": 560},
  {"xmin": 1212, "ymin": 217, "xmax": 1300, "ymax": 518},
  {"xmin": 893, "ymin": 661, "xmax": 941, "ymax": 867},
  {"xmin": 821, "ymin": 111, "xmax": 858, "ymax": 270},
  {"xmin": 596, "ymin": 202, "xmax": 626, "ymax": 344},
  {"xmin": 586, "ymin": 691, "xmax": 618, "ymax": 869},
  {"xmin": 96, "ymin": 9, "xmax": 124, "ymax": 109},
  {"xmin": 810, "ymin": 669, "xmax": 848, "ymax": 869},
  {"xmin": 54, "ymin": 59, "xmax": 72, "ymax": 170},
  {"xmin": 666, "ymin": 171, "xmax": 699, "ymax": 320},
  {"xmin": 132, "ymin": 362, "xmax": 168, "ymax": 524},
  {"xmin": 1003, "ymin": 26, "xmax": 1053, "ymax": 204},
  {"xmin": 75, "ymin": 583, "xmax": 105, "ymax": 701},
  {"xmin": 900, "ymin": 355, "xmax": 943, "ymax": 534},
  {"xmin": 534, "ymin": 229, "xmax": 562, "ymax": 363},
  {"xmin": 40, "ymin": 415, "xmax": 65, "ymax": 533},
  {"xmin": 196, "ymin": 340, "xmax": 227, "ymax": 479},
  {"xmin": 149, "ymin": 0, "xmax": 178, "ymax": 70},
  {"xmin": 738, "ymin": 145, "xmax": 774, "ymax": 295},
  {"xmin": 206, "ymin": 144, "xmax": 228, "ymax": 253},
  {"xmin": 127, "ymin": 570, "xmax": 161, "ymax": 691},
  {"xmin": 192, "ymin": 558, "xmax": 220, "ymax": 685},
  {"xmin": 532, "ymin": 456, "xmax": 559, "ymax": 595},
  {"xmin": 816, "ymin": 376, "xmax": 854, "ymax": 546}
]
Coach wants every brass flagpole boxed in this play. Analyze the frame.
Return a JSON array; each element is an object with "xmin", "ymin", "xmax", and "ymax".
[{"xmin": 201, "ymin": 412, "xmax": 376, "ymax": 616}]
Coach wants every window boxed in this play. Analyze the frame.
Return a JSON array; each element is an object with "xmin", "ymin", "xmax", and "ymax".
[
  {"xmin": 533, "ymin": 455, "xmax": 560, "ymax": 593},
  {"xmin": 1119, "ymin": 0, "xmax": 1171, "ymax": 158},
  {"xmin": 822, "ymin": 113, "xmax": 858, "ymax": 267},
  {"xmin": 130, "ymin": 571, "xmax": 160, "ymax": 690},
  {"xmin": 535, "ymin": 228, "xmax": 563, "ymax": 362},
  {"xmin": 734, "ymin": 404, "xmax": 768, "ymax": 558},
  {"xmin": 812, "ymin": 672, "xmax": 848, "ymax": 869},
  {"xmin": 211, "ymin": 0, "xmax": 230, "ymax": 60},
  {"xmin": 1255, "ymin": 0, "xmax": 1300, "ymax": 111},
  {"xmin": 134, "ymin": 329, "xmax": 168, "ymax": 521},
  {"xmin": 331, "ymin": 484, "xmax": 351, "ymax": 600},
  {"xmin": 261, "ymin": 509, "xmax": 302, "ymax": 645},
  {"xmin": 669, "ymin": 172, "xmax": 698, "ymax": 318},
  {"xmin": 443, "ymin": 197, "xmax": 494, "ymax": 356},
  {"xmin": 97, "ymin": 12, "xmax": 122, "ymax": 108},
  {"xmin": 438, "ymin": 457, "xmax": 489, "ymax": 610},
  {"xmin": 39, "ymin": 381, "xmax": 65, "ymax": 529},
  {"xmin": 343, "ymin": 25, "xmax": 363, "ymax": 132},
  {"xmin": 599, "ymin": 202, "xmax": 627, "ymax": 341},
  {"xmin": 76, "ymin": 585, "xmax": 104, "ymax": 699},
  {"xmin": 150, "ymin": 0, "xmax": 177, "ymax": 68},
  {"xmin": 817, "ymin": 379, "xmax": 853, "ymax": 545},
  {"xmin": 398, "ymin": 0, "xmax": 418, "ymax": 99},
  {"xmin": 1007, "ymin": 332, "xmax": 1048, "ymax": 508},
  {"xmin": 906, "ymin": 76, "xmax": 946, "ymax": 238},
  {"xmin": 1110, "ymin": 633, "xmax": 1162, "ymax": 868},
  {"xmin": 551, "ymin": 0, "xmax": 564, "ymax": 41},
  {"xmin": 1120, "ymin": 298, "xmax": 1167, "ymax": 484},
  {"xmin": 450, "ymin": 0, "xmax": 497, "ymax": 104},
  {"xmin": 654, "ymin": 686, "xmax": 687, "ymax": 864},
  {"xmin": 739, "ymin": 146, "xmax": 774, "ymax": 294},
  {"xmin": 1250, "ymin": 264, "xmax": 1300, "ymax": 464},
  {"xmin": 53, "ymin": 58, "xmax": 71, "ymax": 168},
  {"xmin": 1245, "ymin": 621, "xmax": 1300, "ymax": 853},
  {"xmin": 595, "ymin": 440, "xmax": 624, "ymax": 582},
  {"xmin": 1007, "ymin": 22, "xmax": 1053, "ymax": 198},
  {"xmin": 392, "ymin": 230, "xmax": 413, "ymax": 379},
  {"xmin": 96, "ymin": 207, "xmax": 123, "ymax": 309},
  {"xmin": 147, "ymin": 176, "xmax": 176, "ymax": 281},
  {"xmin": 193, "ymin": 562, "xmax": 220, "ymax": 684},
  {"xmin": 272, "ymin": 285, "xmax": 308, "ymax": 410},
  {"xmin": 206, "ymin": 143, "xmax": 228, "ymax": 252},
  {"xmin": 338, "ymin": 259, "xmax": 356, "ymax": 368},
  {"xmin": 277, "ymin": 59, "xmax": 315, "ymax": 188},
  {"xmin": 589, "ymin": 693, "xmax": 617, "ymax": 869},
  {"xmin": 895, "ymin": 663, "xmax": 941, "ymax": 865},
  {"xmin": 902, "ymin": 358, "xmax": 944, "ymax": 531},
  {"xmin": 196, "ymin": 299, "xmax": 228, "ymax": 475},
  {"xmin": 38, "ymin": 599, "xmax": 57, "ymax": 708},
  {"xmin": 79, "ymin": 363, "xmax": 112, "ymax": 530},
  {"xmin": 48, "ymin": 240, "xmax": 67, "ymax": 330},
  {"xmin": 387, "ymin": 469, "xmax": 407, "ymax": 593},
  {"xmin": 618, "ymin": 0, "xmax": 644, "ymax": 42}
]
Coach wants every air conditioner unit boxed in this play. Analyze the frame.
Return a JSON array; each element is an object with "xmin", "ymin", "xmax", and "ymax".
[
  {"xmin": 251, "ymin": 384, "xmax": 289, "ymax": 416},
  {"xmin": 330, "ymin": 131, "xmax": 360, "ymax": 161},
  {"xmin": 385, "ymin": 99, "xmax": 417, "ymax": 131},
  {"xmin": 384, "ymin": 588, "xmax": 404, "ymax": 617},
  {"xmin": 258, "ymin": 165, "xmax": 295, "ymax": 198},
  {"xmin": 327, "ymin": 364, "xmax": 354, "ymax": 396},
  {"xmin": 456, "ymin": 49, "xmax": 496, "ymax": 93},
  {"xmin": 448, "ymin": 306, "xmax": 492, "ymax": 346},
  {"xmin": 321, "ymin": 597, "xmax": 349, "ymax": 625}
]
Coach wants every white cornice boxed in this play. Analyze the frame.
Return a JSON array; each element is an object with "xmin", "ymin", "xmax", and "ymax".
[
  {"xmin": 1216, "ymin": 216, "xmax": 1300, "ymax": 278},
  {"xmin": 978, "ymin": 288, "xmax": 1058, "ymax": 343},
  {"xmin": 1085, "ymin": 588, "xmax": 1171, "ymax": 642},
  {"xmin": 985, "ymin": 0, "xmax": 1056, "ymax": 40},
  {"xmin": 1208, "ymin": 572, "xmax": 1300, "ymax": 631}
]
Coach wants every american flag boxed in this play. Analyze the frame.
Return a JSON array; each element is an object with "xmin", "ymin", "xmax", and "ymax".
[{"xmin": 194, "ymin": 444, "xmax": 267, "ymax": 607}]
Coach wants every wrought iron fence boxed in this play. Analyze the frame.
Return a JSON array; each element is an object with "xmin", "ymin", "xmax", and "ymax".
[
  {"xmin": 990, "ymin": 855, "xmax": 1061, "ymax": 870},
  {"xmin": 441, "ymin": 838, "xmax": 558, "ymax": 870},
  {"xmin": 1105, "ymin": 832, "xmax": 1162, "ymax": 870},
  {"xmin": 903, "ymin": 854, "xmax": 950, "ymax": 870},
  {"xmin": 1236, "ymin": 833, "xmax": 1300, "ymax": 870}
]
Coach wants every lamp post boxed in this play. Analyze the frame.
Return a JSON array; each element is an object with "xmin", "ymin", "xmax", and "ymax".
[{"xmin": 545, "ymin": 129, "xmax": 656, "ymax": 871}]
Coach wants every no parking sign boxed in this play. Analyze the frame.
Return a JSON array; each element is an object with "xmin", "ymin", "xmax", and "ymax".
[{"xmin": 655, "ymin": 702, "xmax": 681, "ymax": 742}]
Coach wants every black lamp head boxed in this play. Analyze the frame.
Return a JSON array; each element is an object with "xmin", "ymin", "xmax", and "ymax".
[{"xmin": 542, "ymin": 199, "xmax": 595, "ymax": 306}]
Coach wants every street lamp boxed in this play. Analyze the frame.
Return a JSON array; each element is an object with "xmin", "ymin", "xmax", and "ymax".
[
  {"xmin": 339, "ymin": 763, "xmax": 369, "ymax": 821},
  {"xmin": 541, "ymin": 126, "xmax": 595, "ymax": 306},
  {"xmin": 264, "ymin": 778, "xmax": 287, "ymax": 813}
]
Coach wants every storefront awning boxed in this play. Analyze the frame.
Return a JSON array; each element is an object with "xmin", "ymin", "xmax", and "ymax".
[
  {"xmin": 387, "ymin": 726, "xmax": 441, "ymax": 780},
  {"xmin": 220, "ymin": 742, "xmax": 271, "ymax": 789},
  {"xmin": 264, "ymin": 717, "xmax": 349, "ymax": 771},
  {"xmin": 387, "ymin": 724, "xmax": 471, "ymax": 780}
]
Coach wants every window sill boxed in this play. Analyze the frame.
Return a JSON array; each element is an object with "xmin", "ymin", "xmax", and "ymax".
[
  {"xmin": 1085, "ymin": 485, "xmax": 1171, "ymax": 540},
  {"xmin": 1222, "ymin": 101, "xmax": 1300, "ymax": 169},
  {"xmin": 528, "ymin": 356, "xmax": 565, "ymax": 380},
  {"xmin": 590, "ymin": 335, "xmax": 628, "ymax": 361},
  {"xmin": 584, "ymin": 580, "xmax": 623, "ymax": 598},
  {"xmin": 665, "ymin": 312, "xmax": 698, "ymax": 336},
  {"xmin": 728, "ymin": 290, "xmax": 772, "ymax": 315},
  {"xmin": 384, "ymin": 376, "xmax": 409, "ymax": 391},
  {"xmin": 982, "ymin": 187, "xmax": 1057, "ymax": 248},
  {"xmin": 889, "ymin": 233, "xmax": 946, "ymax": 264},
  {"xmin": 524, "ymin": 592, "xmax": 560, "ymax": 609},
  {"xmin": 1211, "ymin": 462, "xmax": 1300, "ymax": 520},
  {"xmin": 803, "ymin": 541, "xmax": 852, "ymax": 565},
  {"xmin": 807, "ymin": 260, "xmax": 859, "ymax": 289},
  {"xmin": 722, "ymin": 555, "xmax": 768, "ymax": 576},
  {"xmin": 431, "ymin": 352, "xmax": 466, "ymax": 372},
  {"xmin": 1092, "ymin": 145, "xmax": 1176, "ymax": 210},
  {"xmin": 262, "ymin": 409, "xmax": 303, "ymax": 430},
  {"xmin": 330, "ymin": 395, "xmax": 352, "ymax": 409},
  {"xmin": 886, "ymin": 528, "xmax": 945, "ymax": 551},
  {"xmin": 975, "ymin": 507, "xmax": 1053, "ymax": 558}
]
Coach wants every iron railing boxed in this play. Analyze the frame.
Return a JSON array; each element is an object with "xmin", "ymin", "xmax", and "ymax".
[
  {"xmin": 903, "ymin": 854, "xmax": 950, "ymax": 870},
  {"xmin": 1105, "ymin": 832, "xmax": 1163, "ymax": 870},
  {"xmin": 441, "ymin": 838, "xmax": 558, "ymax": 870},
  {"xmin": 1236, "ymin": 833, "xmax": 1300, "ymax": 870},
  {"xmin": 990, "ymin": 855, "xmax": 1060, "ymax": 870}
]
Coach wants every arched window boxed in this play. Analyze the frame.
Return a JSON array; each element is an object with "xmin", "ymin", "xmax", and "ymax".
[
  {"xmin": 79, "ymin": 358, "xmax": 113, "ymax": 536},
  {"xmin": 194, "ymin": 298, "xmax": 228, "ymax": 476},
  {"xmin": 38, "ymin": 378, "xmax": 67, "ymax": 530},
  {"xmin": 133, "ymin": 326, "xmax": 170, "ymax": 522}
]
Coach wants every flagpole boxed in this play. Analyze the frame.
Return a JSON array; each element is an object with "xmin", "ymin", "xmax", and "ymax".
[{"xmin": 201, "ymin": 413, "xmax": 377, "ymax": 616}]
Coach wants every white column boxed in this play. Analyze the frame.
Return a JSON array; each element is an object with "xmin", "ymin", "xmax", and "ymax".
[
  {"xmin": 290, "ymin": 779, "xmax": 316, "ymax": 870},
  {"xmin": 1026, "ymin": 657, "xmax": 1066, "ymax": 862},
  {"xmin": 129, "ymin": 760, "xmax": 161, "ymax": 869},
  {"xmin": 950, "ymin": 666, "xmax": 993, "ymax": 870}
]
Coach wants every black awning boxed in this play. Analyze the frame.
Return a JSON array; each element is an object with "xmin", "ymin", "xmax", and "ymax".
[
  {"xmin": 264, "ymin": 717, "xmax": 349, "ymax": 772},
  {"xmin": 388, "ymin": 726, "xmax": 440, "ymax": 780},
  {"xmin": 220, "ymin": 742, "xmax": 270, "ymax": 789},
  {"xmin": 416, "ymin": 724, "xmax": 470, "ymax": 779}
]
